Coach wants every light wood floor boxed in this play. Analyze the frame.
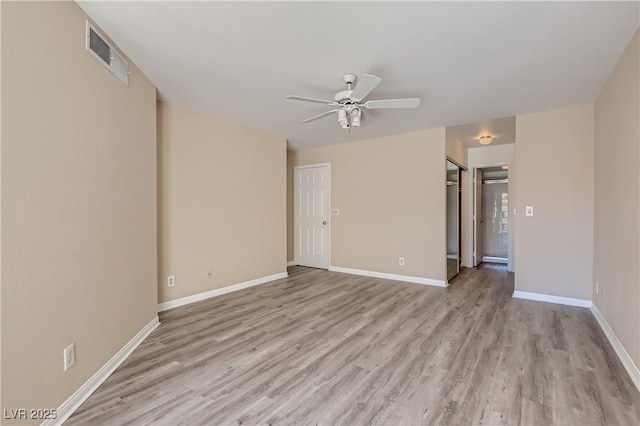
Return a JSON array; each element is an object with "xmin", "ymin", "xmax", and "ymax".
[{"xmin": 67, "ymin": 264, "xmax": 640, "ymax": 425}]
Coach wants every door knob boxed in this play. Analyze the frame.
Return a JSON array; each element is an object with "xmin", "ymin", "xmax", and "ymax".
[{"xmin": 322, "ymin": 221, "xmax": 327, "ymax": 225}]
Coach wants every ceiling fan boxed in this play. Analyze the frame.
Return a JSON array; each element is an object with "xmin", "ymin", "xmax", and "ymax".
[{"xmin": 286, "ymin": 74, "xmax": 420, "ymax": 130}]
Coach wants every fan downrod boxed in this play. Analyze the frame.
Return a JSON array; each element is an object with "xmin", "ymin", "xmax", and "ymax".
[
  {"xmin": 335, "ymin": 74, "xmax": 358, "ymax": 102},
  {"xmin": 343, "ymin": 74, "xmax": 357, "ymax": 89}
]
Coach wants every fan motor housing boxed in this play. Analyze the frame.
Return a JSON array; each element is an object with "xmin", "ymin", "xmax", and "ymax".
[{"xmin": 334, "ymin": 90, "xmax": 354, "ymax": 102}]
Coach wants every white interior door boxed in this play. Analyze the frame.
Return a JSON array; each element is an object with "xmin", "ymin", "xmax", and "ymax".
[
  {"xmin": 294, "ymin": 164, "xmax": 330, "ymax": 269},
  {"xmin": 473, "ymin": 168, "xmax": 483, "ymax": 266}
]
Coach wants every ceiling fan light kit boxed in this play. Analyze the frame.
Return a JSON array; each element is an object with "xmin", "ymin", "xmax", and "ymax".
[
  {"xmin": 350, "ymin": 107, "xmax": 361, "ymax": 127},
  {"xmin": 338, "ymin": 109, "xmax": 349, "ymax": 129},
  {"xmin": 287, "ymin": 73, "xmax": 420, "ymax": 130}
]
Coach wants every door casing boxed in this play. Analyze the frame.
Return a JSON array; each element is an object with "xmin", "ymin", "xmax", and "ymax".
[{"xmin": 469, "ymin": 163, "xmax": 514, "ymax": 272}]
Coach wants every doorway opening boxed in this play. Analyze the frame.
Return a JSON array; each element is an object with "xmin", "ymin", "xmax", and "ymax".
[{"xmin": 474, "ymin": 165, "xmax": 509, "ymax": 267}]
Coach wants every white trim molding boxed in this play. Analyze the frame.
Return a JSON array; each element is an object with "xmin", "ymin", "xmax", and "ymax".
[
  {"xmin": 157, "ymin": 272, "xmax": 289, "ymax": 312},
  {"xmin": 513, "ymin": 290, "xmax": 592, "ymax": 308},
  {"xmin": 286, "ymin": 261, "xmax": 296, "ymax": 267},
  {"xmin": 482, "ymin": 256, "xmax": 508, "ymax": 264},
  {"xmin": 329, "ymin": 266, "xmax": 447, "ymax": 288},
  {"xmin": 591, "ymin": 304, "xmax": 640, "ymax": 392},
  {"xmin": 294, "ymin": 162, "xmax": 332, "ymax": 170},
  {"xmin": 43, "ymin": 316, "xmax": 160, "ymax": 426}
]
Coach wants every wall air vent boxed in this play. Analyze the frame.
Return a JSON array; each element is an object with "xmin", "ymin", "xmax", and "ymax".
[{"xmin": 86, "ymin": 21, "xmax": 128, "ymax": 85}]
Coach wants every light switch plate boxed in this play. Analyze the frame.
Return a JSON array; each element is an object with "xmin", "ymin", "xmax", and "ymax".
[
  {"xmin": 64, "ymin": 343, "xmax": 75, "ymax": 371},
  {"xmin": 525, "ymin": 206, "xmax": 534, "ymax": 216}
]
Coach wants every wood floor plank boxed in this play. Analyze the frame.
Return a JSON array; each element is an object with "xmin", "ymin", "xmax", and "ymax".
[{"xmin": 67, "ymin": 264, "xmax": 640, "ymax": 425}]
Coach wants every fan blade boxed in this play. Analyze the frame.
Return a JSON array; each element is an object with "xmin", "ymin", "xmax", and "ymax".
[
  {"xmin": 363, "ymin": 98, "xmax": 420, "ymax": 109},
  {"xmin": 350, "ymin": 74, "xmax": 382, "ymax": 101},
  {"xmin": 300, "ymin": 109, "xmax": 339, "ymax": 123},
  {"xmin": 287, "ymin": 95, "xmax": 337, "ymax": 105}
]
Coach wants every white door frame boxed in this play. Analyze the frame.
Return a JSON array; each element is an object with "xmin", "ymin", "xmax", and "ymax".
[
  {"xmin": 473, "ymin": 168, "xmax": 483, "ymax": 267},
  {"xmin": 293, "ymin": 163, "xmax": 332, "ymax": 269},
  {"xmin": 467, "ymin": 161, "xmax": 514, "ymax": 272}
]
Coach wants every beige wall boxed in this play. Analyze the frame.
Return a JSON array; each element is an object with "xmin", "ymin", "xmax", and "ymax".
[
  {"xmin": 445, "ymin": 137, "xmax": 468, "ymax": 168},
  {"xmin": 157, "ymin": 102, "xmax": 286, "ymax": 303},
  {"xmin": 1, "ymin": 1, "xmax": 158, "ymax": 420},
  {"xmin": 515, "ymin": 104, "xmax": 594, "ymax": 300},
  {"xmin": 467, "ymin": 144, "xmax": 516, "ymax": 167},
  {"xmin": 593, "ymin": 29, "xmax": 639, "ymax": 367},
  {"xmin": 289, "ymin": 128, "xmax": 447, "ymax": 281},
  {"xmin": 1, "ymin": 0, "xmax": 4, "ymax": 410}
]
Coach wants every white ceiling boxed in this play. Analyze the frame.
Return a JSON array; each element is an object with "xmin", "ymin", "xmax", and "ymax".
[
  {"xmin": 446, "ymin": 116, "xmax": 516, "ymax": 148},
  {"xmin": 77, "ymin": 1, "xmax": 639, "ymax": 149}
]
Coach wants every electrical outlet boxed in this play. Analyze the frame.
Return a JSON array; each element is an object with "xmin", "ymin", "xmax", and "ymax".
[
  {"xmin": 207, "ymin": 269, "xmax": 213, "ymax": 279},
  {"xmin": 399, "ymin": 257, "xmax": 405, "ymax": 266},
  {"xmin": 168, "ymin": 275, "xmax": 175, "ymax": 287},
  {"xmin": 64, "ymin": 343, "xmax": 75, "ymax": 371}
]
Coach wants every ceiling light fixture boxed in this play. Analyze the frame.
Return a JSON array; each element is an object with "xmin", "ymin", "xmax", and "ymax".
[
  {"xmin": 336, "ymin": 106, "xmax": 362, "ymax": 130},
  {"xmin": 337, "ymin": 109, "xmax": 350, "ymax": 129},
  {"xmin": 350, "ymin": 107, "xmax": 361, "ymax": 127},
  {"xmin": 479, "ymin": 135, "xmax": 493, "ymax": 145}
]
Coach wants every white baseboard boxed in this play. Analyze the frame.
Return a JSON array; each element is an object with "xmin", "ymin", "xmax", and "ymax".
[
  {"xmin": 286, "ymin": 261, "xmax": 295, "ymax": 267},
  {"xmin": 329, "ymin": 266, "xmax": 447, "ymax": 288},
  {"xmin": 513, "ymin": 290, "xmax": 592, "ymax": 308},
  {"xmin": 482, "ymin": 256, "xmax": 508, "ymax": 264},
  {"xmin": 43, "ymin": 316, "xmax": 160, "ymax": 426},
  {"xmin": 157, "ymin": 272, "xmax": 289, "ymax": 312},
  {"xmin": 591, "ymin": 304, "xmax": 640, "ymax": 392}
]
